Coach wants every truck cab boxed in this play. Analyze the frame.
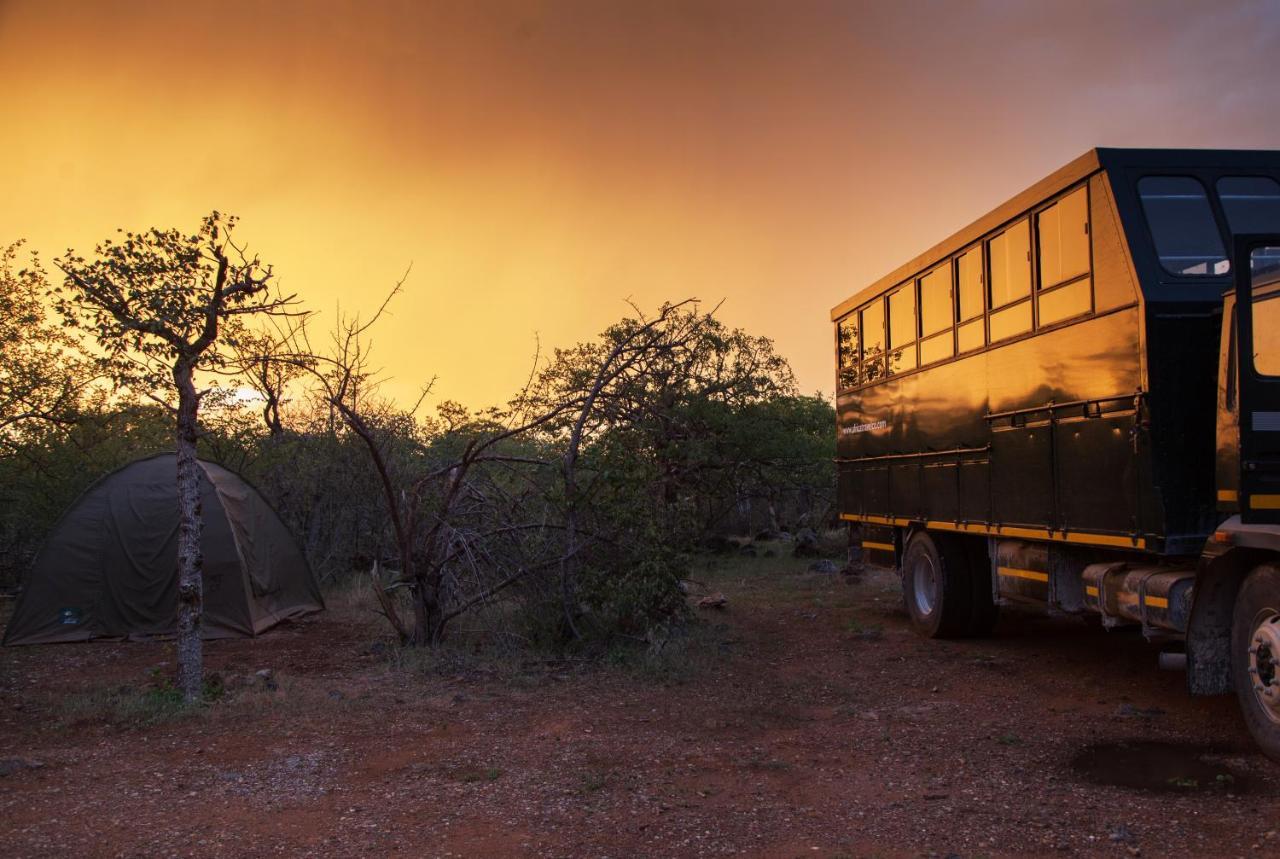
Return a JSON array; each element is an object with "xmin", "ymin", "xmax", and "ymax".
[{"xmin": 1195, "ymin": 238, "xmax": 1280, "ymax": 757}]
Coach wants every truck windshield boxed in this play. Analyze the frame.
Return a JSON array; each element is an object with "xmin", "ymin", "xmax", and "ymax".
[
  {"xmin": 1138, "ymin": 176, "xmax": 1229, "ymax": 276},
  {"xmin": 1219, "ymin": 177, "xmax": 1280, "ymax": 236}
]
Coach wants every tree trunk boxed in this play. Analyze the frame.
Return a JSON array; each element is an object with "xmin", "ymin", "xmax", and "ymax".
[
  {"xmin": 173, "ymin": 358, "xmax": 204, "ymax": 703},
  {"xmin": 412, "ymin": 580, "xmax": 444, "ymax": 646},
  {"xmin": 560, "ymin": 448, "xmax": 583, "ymax": 641}
]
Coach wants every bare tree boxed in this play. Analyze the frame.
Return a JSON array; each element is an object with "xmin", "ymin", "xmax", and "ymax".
[
  {"xmin": 284, "ymin": 285, "xmax": 801, "ymax": 650},
  {"xmin": 286, "ymin": 282, "xmax": 572, "ymax": 644},
  {"xmin": 285, "ymin": 288, "xmax": 716, "ymax": 646},
  {"xmin": 231, "ymin": 328, "xmax": 304, "ymax": 437},
  {"xmin": 54, "ymin": 213, "xmax": 301, "ymax": 702}
]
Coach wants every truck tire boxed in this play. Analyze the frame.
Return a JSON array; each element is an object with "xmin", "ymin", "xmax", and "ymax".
[
  {"xmin": 902, "ymin": 530, "xmax": 972, "ymax": 638},
  {"xmin": 1232, "ymin": 563, "xmax": 1280, "ymax": 761}
]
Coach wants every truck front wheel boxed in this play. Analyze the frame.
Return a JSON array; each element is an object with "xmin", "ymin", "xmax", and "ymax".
[
  {"xmin": 902, "ymin": 530, "xmax": 973, "ymax": 639},
  {"xmin": 1232, "ymin": 563, "xmax": 1280, "ymax": 761}
]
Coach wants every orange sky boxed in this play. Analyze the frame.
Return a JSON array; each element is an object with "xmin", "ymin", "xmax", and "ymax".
[{"xmin": 3, "ymin": 0, "xmax": 1279, "ymax": 408}]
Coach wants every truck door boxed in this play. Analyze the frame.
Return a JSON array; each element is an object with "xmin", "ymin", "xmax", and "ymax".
[{"xmin": 1234, "ymin": 235, "xmax": 1280, "ymax": 524}]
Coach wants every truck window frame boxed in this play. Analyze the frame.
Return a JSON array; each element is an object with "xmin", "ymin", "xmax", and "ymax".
[
  {"xmin": 1035, "ymin": 183, "xmax": 1095, "ymax": 328},
  {"xmin": 918, "ymin": 260, "xmax": 955, "ymax": 367},
  {"xmin": 1136, "ymin": 173, "xmax": 1231, "ymax": 279}
]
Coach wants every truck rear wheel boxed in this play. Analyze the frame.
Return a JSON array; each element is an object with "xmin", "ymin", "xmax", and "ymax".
[
  {"xmin": 902, "ymin": 530, "xmax": 973, "ymax": 638},
  {"xmin": 1232, "ymin": 563, "xmax": 1280, "ymax": 761}
]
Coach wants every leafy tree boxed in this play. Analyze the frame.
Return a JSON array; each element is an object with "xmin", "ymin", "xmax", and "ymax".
[
  {"xmin": 0, "ymin": 242, "xmax": 96, "ymax": 453},
  {"xmin": 53, "ymin": 213, "xmax": 299, "ymax": 702},
  {"xmin": 521, "ymin": 305, "xmax": 833, "ymax": 639},
  {"xmin": 529, "ymin": 304, "xmax": 820, "ymax": 532}
]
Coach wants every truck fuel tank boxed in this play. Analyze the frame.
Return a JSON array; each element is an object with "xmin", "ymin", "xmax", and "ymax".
[{"xmin": 1082, "ymin": 562, "xmax": 1195, "ymax": 633}]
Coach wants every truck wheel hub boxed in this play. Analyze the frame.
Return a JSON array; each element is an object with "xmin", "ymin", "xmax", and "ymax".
[
  {"xmin": 1250, "ymin": 612, "xmax": 1280, "ymax": 723},
  {"xmin": 910, "ymin": 554, "xmax": 938, "ymax": 617}
]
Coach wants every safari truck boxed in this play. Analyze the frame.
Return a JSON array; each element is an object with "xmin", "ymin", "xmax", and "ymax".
[{"xmin": 830, "ymin": 148, "xmax": 1280, "ymax": 758}]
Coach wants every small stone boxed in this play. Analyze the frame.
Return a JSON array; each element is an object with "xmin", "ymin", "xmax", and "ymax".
[
  {"xmin": 697, "ymin": 593, "xmax": 728, "ymax": 610},
  {"xmin": 0, "ymin": 758, "xmax": 44, "ymax": 777},
  {"xmin": 1109, "ymin": 824, "xmax": 1134, "ymax": 844}
]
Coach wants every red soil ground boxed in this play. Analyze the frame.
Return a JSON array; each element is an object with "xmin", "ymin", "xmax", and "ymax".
[{"xmin": 1, "ymin": 554, "xmax": 1277, "ymax": 858}]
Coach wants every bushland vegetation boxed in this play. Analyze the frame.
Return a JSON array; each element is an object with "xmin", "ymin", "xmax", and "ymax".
[{"xmin": 0, "ymin": 215, "xmax": 836, "ymax": 685}]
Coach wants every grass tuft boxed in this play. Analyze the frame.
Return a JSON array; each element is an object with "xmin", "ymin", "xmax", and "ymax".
[{"xmin": 58, "ymin": 670, "xmax": 220, "ymax": 729}]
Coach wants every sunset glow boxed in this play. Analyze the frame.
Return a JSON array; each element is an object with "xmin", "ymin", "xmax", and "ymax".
[{"xmin": 3, "ymin": 0, "xmax": 1279, "ymax": 407}]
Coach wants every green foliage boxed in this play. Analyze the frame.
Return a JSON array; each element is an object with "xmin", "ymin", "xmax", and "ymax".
[
  {"xmin": 507, "ymin": 303, "xmax": 835, "ymax": 649},
  {"xmin": 0, "ymin": 241, "xmax": 95, "ymax": 453},
  {"xmin": 57, "ymin": 668, "xmax": 221, "ymax": 729},
  {"xmin": 575, "ymin": 508, "xmax": 691, "ymax": 637},
  {"xmin": 50, "ymin": 213, "xmax": 282, "ymax": 394},
  {"xmin": 1, "ymin": 260, "xmax": 835, "ymax": 660}
]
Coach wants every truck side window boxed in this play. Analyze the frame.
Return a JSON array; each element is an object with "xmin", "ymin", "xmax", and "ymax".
[
  {"xmin": 1254, "ymin": 292, "xmax": 1280, "ymax": 378},
  {"xmin": 1137, "ymin": 176, "xmax": 1228, "ymax": 276},
  {"xmin": 861, "ymin": 299, "xmax": 886, "ymax": 384},
  {"xmin": 988, "ymin": 219, "xmax": 1031, "ymax": 308},
  {"xmin": 1037, "ymin": 186, "xmax": 1092, "ymax": 326},
  {"xmin": 988, "ymin": 219, "xmax": 1032, "ymax": 342},
  {"xmin": 919, "ymin": 262, "xmax": 954, "ymax": 366},
  {"xmin": 1038, "ymin": 186, "xmax": 1090, "ymax": 287},
  {"xmin": 837, "ymin": 315, "xmax": 859, "ymax": 390},
  {"xmin": 887, "ymin": 285, "xmax": 918, "ymax": 374},
  {"xmin": 956, "ymin": 246, "xmax": 985, "ymax": 353},
  {"xmin": 1251, "ymin": 247, "xmax": 1280, "ymax": 378},
  {"xmin": 989, "ymin": 301, "xmax": 1032, "ymax": 343}
]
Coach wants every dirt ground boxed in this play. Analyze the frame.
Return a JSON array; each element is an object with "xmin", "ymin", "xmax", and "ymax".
[{"xmin": 2, "ymin": 550, "xmax": 1278, "ymax": 859}]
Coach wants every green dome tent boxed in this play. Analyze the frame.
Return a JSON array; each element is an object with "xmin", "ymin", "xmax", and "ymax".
[{"xmin": 3, "ymin": 453, "xmax": 323, "ymax": 645}]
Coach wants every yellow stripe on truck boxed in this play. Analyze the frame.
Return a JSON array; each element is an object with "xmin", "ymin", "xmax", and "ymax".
[
  {"xmin": 837, "ymin": 513, "xmax": 1146, "ymax": 550},
  {"xmin": 997, "ymin": 566, "xmax": 1049, "ymax": 583},
  {"xmin": 861, "ymin": 540, "xmax": 895, "ymax": 552},
  {"xmin": 1251, "ymin": 494, "xmax": 1280, "ymax": 510}
]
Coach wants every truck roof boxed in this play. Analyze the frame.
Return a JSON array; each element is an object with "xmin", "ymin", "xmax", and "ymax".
[{"xmin": 829, "ymin": 147, "xmax": 1280, "ymax": 322}]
